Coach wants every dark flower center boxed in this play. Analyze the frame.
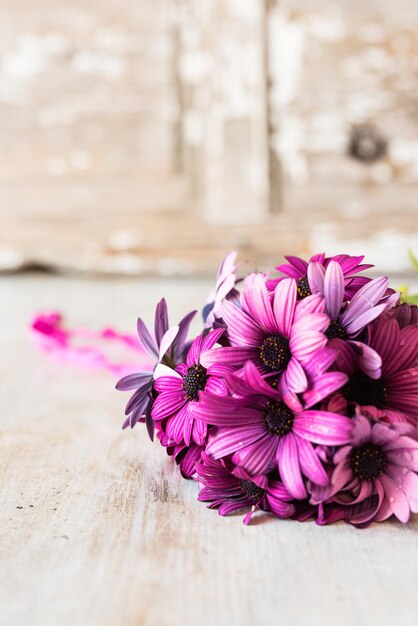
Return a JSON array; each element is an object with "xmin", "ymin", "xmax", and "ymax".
[
  {"xmin": 350, "ymin": 444, "xmax": 387, "ymax": 481},
  {"xmin": 239, "ymin": 479, "xmax": 265, "ymax": 502},
  {"xmin": 297, "ymin": 275, "xmax": 311, "ymax": 298},
  {"xmin": 343, "ymin": 372, "xmax": 387, "ymax": 408},
  {"xmin": 263, "ymin": 401, "xmax": 294, "ymax": 436},
  {"xmin": 259, "ymin": 335, "xmax": 291, "ymax": 371},
  {"xmin": 183, "ymin": 364, "xmax": 208, "ymax": 400},
  {"xmin": 325, "ymin": 320, "xmax": 348, "ymax": 340}
]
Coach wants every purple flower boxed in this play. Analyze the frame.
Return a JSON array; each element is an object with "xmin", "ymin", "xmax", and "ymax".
[
  {"xmin": 152, "ymin": 329, "xmax": 227, "ymax": 447},
  {"xmin": 388, "ymin": 302, "xmax": 418, "ymax": 329},
  {"xmin": 197, "ymin": 362, "xmax": 352, "ymax": 499},
  {"xmin": 196, "ymin": 453, "xmax": 295, "ymax": 524},
  {"xmin": 267, "ymin": 253, "xmax": 373, "ymax": 299},
  {"xmin": 116, "ymin": 299, "xmax": 196, "ymax": 437},
  {"xmin": 309, "ymin": 260, "xmax": 398, "ymax": 340},
  {"xmin": 164, "ymin": 439, "xmax": 204, "ymax": 479},
  {"xmin": 203, "ymin": 251, "xmax": 240, "ymax": 328},
  {"xmin": 328, "ymin": 415, "xmax": 418, "ymax": 525},
  {"xmin": 330, "ymin": 316, "xmax": 418, "ymax": 424},
  {"xmin": 201, "ymin": 273, "xmax": 330, "ymax": 394}
]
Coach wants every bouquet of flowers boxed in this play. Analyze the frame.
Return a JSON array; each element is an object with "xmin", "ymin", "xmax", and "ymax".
[{"xmin": 117, "ymin": 252, "xmax": 418, "ymax": 527}]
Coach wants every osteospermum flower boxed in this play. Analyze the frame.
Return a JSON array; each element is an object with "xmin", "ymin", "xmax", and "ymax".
[
  {"xmin": 201, "ymin": 274, "xmax": 330, "ymax": 394},
  {"xmin": 330, "ymin": 315, "xmax": 418, "ymax": 424},
  {"xmin": 267, "ymin": 253, "xmax": 373, "ymax": 299},
  {"xmin": 388, "ymin": 302, "xmax": 418, "ymax": 329},
  {"xmin": 328, "ymin": 415, "xmax": 418, "ymax": 525},
  {"xmin": 196, "ymin": 453, "xmax": 295, "ymax": 524},
  {"xmin": 152, "ymin": 329, "xmax": 227, "ymax": 447},
  {"xmin": 203, "ymin": 250, "xmax": 240, "ymax": 328},
  {"xmin": 116, "ymin": 299, "xmax": 196, "ymax": 437},
  {"xmin": 197, "ymin": 362, "xmax": 351, "ymax": 499}
]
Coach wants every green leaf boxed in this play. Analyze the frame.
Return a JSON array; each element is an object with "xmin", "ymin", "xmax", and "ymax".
[
  {"xmin": 403, "ymin": 293, "xmax": 418, "ymax": 305},
  {"xmin": 408, "ymin": 249, "xmax": 418, "ymax": 274}
]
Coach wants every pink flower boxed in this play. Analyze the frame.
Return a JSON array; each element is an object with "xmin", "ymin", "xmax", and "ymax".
[
  {"xmin": 197, "ymin": 362, "xmax": 351, "ymax": 499},
  {"xmin": 152, "ymin": 329, "xmax": 227, "ymax": 446},
  {"xmin": 330, "ymin": 316, "xmax": 418, "ymax": 424},
  {"xmin": 267, "ymin": 253, "xmax": 373, "ymax": 299},
  {"xmin": 328, "ymin": 416, "xmax": 418, "ymax": 525},
  {"xmin": 196, "ymin": 453, "xmax": 295, "ymax": 524},
  {"xmin": 201, "ymin": 273, "xmax": 330, "ymax": 394}
]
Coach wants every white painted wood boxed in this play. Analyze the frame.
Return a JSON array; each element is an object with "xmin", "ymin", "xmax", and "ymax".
[{"xmin": 1, "ymin": 274, "xmax": 417, "ymax": 626}]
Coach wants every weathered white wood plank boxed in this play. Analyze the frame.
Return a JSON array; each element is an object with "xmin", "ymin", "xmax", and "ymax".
[{"xmin": 1, "ymin": 274, "xmax": 417, "ymax": 626}]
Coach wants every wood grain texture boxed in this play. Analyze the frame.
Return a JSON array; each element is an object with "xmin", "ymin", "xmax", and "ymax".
[{"xmin": 1, "ymin": 274, "xmax": 418, "ymax": 626}]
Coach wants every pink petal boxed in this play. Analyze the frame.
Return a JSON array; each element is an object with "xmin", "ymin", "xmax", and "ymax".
[
  {"xmin": 348, "ymin": 341, "xmax": 382, "ymax": 379},
  {"xmin": 152, "ymin": 390, "xmax": 186, "ymax": 421},
  {"xmin": 232, "ymin": 434, "xmax": 278, "ymax": 475},
  {"xmin": 307, "ymin": 261, "xmax": 325, "ymax": 294},
  {"xmin": 222, "ymin": 300, "xmax": 264, "ymax": 347},
  {"xmin": 324, "ymin": 260, "xmax": 345, "ymax": 321},
  {"xmin": 380, "ymin": 473, "xmax": 411, "ymax": 523},
  {"xmin": 192, "ymin": 417, "xmax": 207, "ymax": 446},
  {"xmin": 296, "ymin": 436, "xmax": 329, "ymax": 486},
  {"xmin": 273, "ymin": 278, "xmax": 297, "ymax": 337},
  {"xmin": 342, "ymin": 276, "xmax": 388, "ymax": 327},
  {"xmin": 303, "ymin": 372, "xmax": 348, "ymax": 408},
  {"xmin": 294, "ymin": 411, "xmax": 352, "ymax": 445},
  {"xmin": 200, "ymin": 346, "xmax": 256, "ymax": 369},
  {"xmin": 290, "ymin": 330, "xmax": 327, "ymax": 363},
  {"xmin": 277, "ymin": 434, "xmax": 307, "ymax": 499},
  {"xmin": 187, "ymin": 334, "xmax": 203, "ymax": 366},
  {"xmin": 351, "ymin": 415, "xmax": 372, "ymax": 446},
  {"xmin": 265, "ymin": 493, "xmax": 295, "ymax": 518},
  {"xmin": 241, "ymin": 274, "xmax": 278, "ymax": 334},
  {"xmin": 153, "ymin": 363, "xmax": 183, "ymax": 380},
  {"xmin": 166, "ymin": 402, "xmax": 191, "ymax": 444},
  {"xmin": 344, "ymin": 303, "xmax": 388, "ymax": 337},
  {"xmin": 284, "ymin": 357, "xmax": 308, "ymax": 393},
  {"xmin": 201, "ymin": 328, "xmax": 225, "ymax": 352},
  {"xmin": 206, "ymin": 425, "xmax": 265, "ymax": 459},
  {"xmin": 154, "ymin": 375, "xmax": 184, "ymax": 392},
  {"xmin": 158, "ymin": 325, "xmax": 179, "ymax": 361}
]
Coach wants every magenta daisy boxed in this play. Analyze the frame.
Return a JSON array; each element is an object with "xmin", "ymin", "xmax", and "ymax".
[
  {"xmin": 152, "ymin": 329, "xmax": 227, "ymax": 447},
  {"xmin": 330, "ymin": 315, "xmax": 418, "ymax": 424},
  {"xmin": 309, "ymin": 260, "xmax": 398, "ymax": 341},
  {"xmin": 201, "ymin": 273, "xmax": 330, "ymax": 394},
  {"xmin": 116, "ymin": 299, "xmax": 196, "ymax": 437},
  {"xmin": 328, "ymin": 415, "xmax": 418, "ymax": 525},
  {"xmin": 196, "ymin": 453, "xmax": 295, "ymax": 524},
  {"xmin": 267, "ymin": 253, "xmax": 373, "ymax": 299},
  {"xmin": 197, "ymin": 361, "xmax": 351, "ymax": 499}
]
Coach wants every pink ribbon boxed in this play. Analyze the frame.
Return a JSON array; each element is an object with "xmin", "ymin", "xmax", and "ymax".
[{"xmin": 30, "ymin": 312, "xmax": 153, "ymax": 376}]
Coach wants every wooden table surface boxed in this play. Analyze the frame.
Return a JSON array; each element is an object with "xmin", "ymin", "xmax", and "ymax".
[{"xmin": 1, "ymin": 273, "xmax": 418, "ymax": 626}]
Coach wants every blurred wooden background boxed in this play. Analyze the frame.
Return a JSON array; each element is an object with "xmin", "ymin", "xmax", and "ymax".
[{"xmin": 0, "ymin": 0, "xmax": 417, "ymax": 275}]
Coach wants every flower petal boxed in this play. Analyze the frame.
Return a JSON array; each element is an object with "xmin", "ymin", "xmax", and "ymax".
[
  {"xmin": 324, "ymin": 260, "xmax": 345, "ymax": 321},
  {"xmin": 137, "ymin": 317, "xmax": 158, "ymax": 358},
  {"xmin": 307, "ymin": 261, "xmax": 325, "ymax": 294},
  {"xmin": 284, "ymin": 357, "xmax": 308, "ymax": 393},
  {"xmin": 294, "ymin": 411, "xmax": 352, "ymax": 445},
  {"xmin": 232, "ymin": 434, "xmax": 278, "ymax": 475},
  {"xmin": 158, "ymin": 326, "xmax": 179, "ymax": 361},
  {"xmin": 206, "ymin": 425, "xmax": 265, "ymax": 459},
  {"xmin": 241, "ymin": 274, "xmax": 278, "ymax": 334},
  {"xmin": 222, "ymin": 299, "xmax": 264, "ymax": 347},
  {"xmin": 273, "ymin": 278, "xmax": 297, "ymax": 337},
  {"xmin": 278, "ymin": 435, "xmax": 307, "ymax": 499},
  {"xmin": 296, "ymin": 436, "xmax": 329, "ymax": 486}
]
